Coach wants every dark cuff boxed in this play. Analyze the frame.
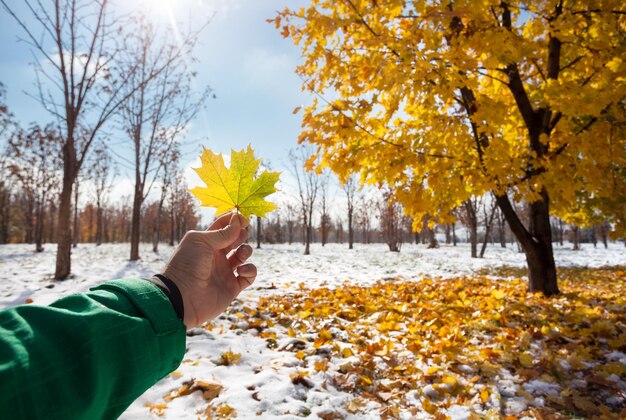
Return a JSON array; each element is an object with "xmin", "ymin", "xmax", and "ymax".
[{"xmin": 148, "ymin": 274, "xmax": 184, "ymax": 322}]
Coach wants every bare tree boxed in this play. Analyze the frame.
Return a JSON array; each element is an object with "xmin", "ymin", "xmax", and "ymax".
[
  {"xmin": 166, "ymin": 166, "xmax": 199, "ymax": 245},
  {"xmin": 318, "ymin": 170, "xmax": 331, "ymax": 246},
  {"xmin": 495, "ymin": 207, "xmax": 508, "ymax": 248},
  {"xmin": 152, "ymin": 147, "xmax": 178, "ymax": 252},
  {"xmin": 117, "ymin": 16, "xmax": 212, "ymax": 261},
  {"xmin": 378, "ymin": 188, "xmax": 404, "ymax": 252},
  {"xmin": 90, "ymin": 144, "xmax": 116, "ymax": 246},
  {"xmin": 356, "ymin": 194, "xmax": 375, "ymax": 244},
  {"xmin": 0, "ymin": 84, "xmax": 17, "ymax": 243},
  {"xmin": 479, "ymin": 199, "xmax": 498, "ymax": 258},
  {"xmin": 0, "ymin": 154, "xmax": 13, "ymax": 244},
  {"xmin": 460, "ymin": 199, "xmax": 479, "ymax": 257},
  {"xmin": 289, "ymin": 146, "xmax": 320, "ymax": 255},
  {"xmin": 1, "ymin": 0, "xmax": 165, "ymax": 279},
  {"xmin": 7, "ymin": 124, "xmax": 63, "ymax": 252},
  {"xmin": 341, "ymin": 174, "xmax": 357, "ymax": 249}
]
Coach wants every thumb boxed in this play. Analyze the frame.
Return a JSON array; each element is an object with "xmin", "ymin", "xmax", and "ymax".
[{"xmin": 205, "ymin": 212, "xmax": 243, "ymax": 249}]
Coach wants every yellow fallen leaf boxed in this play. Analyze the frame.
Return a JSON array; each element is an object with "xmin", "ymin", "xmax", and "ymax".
[
  {"xmin": 519, "ymin": 352, "xmax": 534, "ymax": 368},
  {"xmin": 422, "ymin": 397, "xmax": 438, "ymax": 414},
  {"xmin": 480, "ymin": 388, "xmax": 490, "ymax": 404}
]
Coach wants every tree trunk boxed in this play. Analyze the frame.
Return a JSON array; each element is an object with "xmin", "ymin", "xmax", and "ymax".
[
  {"xmin": 497, "ymin": 211, "xmax": 507, "ymax": 248},
  {"xmin": 72, "ymin": 179, "xmax": 79, "ymax": 248},
  {"xmin": 600, "ymin": 223, "xmax": 608, "ymax": 249},
  {"xmin": 169, "ymin": 208, "xmax": 175, "ymax": 246},
  {"xmin": 463, "ymin": 201, "xmax": 478, "ymax": 258},
  {"xmin": 287, "ymin": 222, "xmax": 293, "ymax": 245},
  {"xmin": 591, "ymin": 225, "xmax": 597, "ymax": 248},
  {"xmin": 256, "ymin": 216, "xmax": 262, "ymax": 249},
  {"xmin": 96, "ymin": 205, "xmax": 103, "ymax": 245},
  {"xmin": 0, "ymin": 190, "xmax": 10, "ymax": 244},
  {"xmin": 427, "ymin": 228, "xmax": 438, "ymax": 248},
  {"xmin": 35, "ymin": 201, "xmax": 44, "ymax": 252},
  {"xmin": 303, "ymin": 213, "xmax": 311, "ymax": 255},
  {"xmin": 495, "ymin": 191, "xmax": 559, "ymax": 296},
  {"xmin": 152, "ymin": 200, "xmax": 163, "ymax": 252},
  {"xmin": 348, "ymin": 209, "xmax": 354, "ymax": 249},
  {"xmin": 24, "ymin": 199, "xmax": 34, "ymax": 243},
  {"xmin": 479, "ymin": 205, "xmax": 497, "ymax": 258},
  {"xmin": 572, "ymin": 225, "xmax": 580, "ymax": 251},
  {"xmin": 55, "ymin": 173, "xmax": 74, "ymax": 280},
  {"xmin": 452, "ymin": 222, "xmax": 457, "ymax": 246},
  {"xmin": 130, "ymin": 184, "xmax": 142, "ymax": 260}
]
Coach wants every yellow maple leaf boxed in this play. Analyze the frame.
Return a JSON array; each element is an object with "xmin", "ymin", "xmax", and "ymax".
[{"xmin": 190, "ymin": 145, "xmax": 280, "ymax": 219}]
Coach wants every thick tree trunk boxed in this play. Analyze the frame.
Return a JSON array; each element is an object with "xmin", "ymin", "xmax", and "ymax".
[
  {"xmin": 463, "ymin": 201, "xmax": 478, "ymax": 258},
  {"xmin": 427, "ymin": 228, "xmax": 438, "ymax": 249},
  {"xmin": 55, "ymin": 174, "xmax": 74, "ymax": 280},
  {"xmin": 572, "ymin": 225, "xmax": 580, "ymax": 251},
  {"xmin": 599, "ymin": 223, "xmax": 608, "ymax": 249},
  {"xmin": 495, "ymin": 191, "xmax": 559, "ymax": 296}
]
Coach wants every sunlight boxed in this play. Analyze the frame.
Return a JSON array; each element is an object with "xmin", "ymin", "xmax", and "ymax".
[
  {"xmin": 150, "ymin": 0, "xmax": 176, "ymax": 17},
  {"xmin": 137, "ymin": 0, "xmax": 185, "ymax": 58}
]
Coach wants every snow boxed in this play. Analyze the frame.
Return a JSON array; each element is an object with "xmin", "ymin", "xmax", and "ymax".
[{"xmin": 0, "ymin": 241, "xmax": 624, "ymax": 418}]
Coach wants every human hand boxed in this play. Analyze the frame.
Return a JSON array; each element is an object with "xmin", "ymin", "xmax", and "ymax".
[{"xmin": 161, "ymin": 212, "xmax": 256, "ymax": 328}]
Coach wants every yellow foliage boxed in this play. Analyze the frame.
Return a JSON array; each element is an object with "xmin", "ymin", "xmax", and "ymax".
[{"xmin": 275, "ymin": 1, "xmax": 626, "ymax": 235}]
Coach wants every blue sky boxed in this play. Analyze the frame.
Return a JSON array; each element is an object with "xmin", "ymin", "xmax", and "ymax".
[{"xmin": 0, "ymin": 0, "xmax": 311, "ymax": 174}]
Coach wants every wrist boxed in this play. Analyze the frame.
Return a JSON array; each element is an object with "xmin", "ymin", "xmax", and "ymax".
[{"xmin": 148, "ymin": 274, "xmax": 185, "ymax": 322}]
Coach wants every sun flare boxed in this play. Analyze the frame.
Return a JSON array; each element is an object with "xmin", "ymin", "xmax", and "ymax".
[{"xmin": 152, "ymin": 0, "xmax": 175, "ymax": 15}]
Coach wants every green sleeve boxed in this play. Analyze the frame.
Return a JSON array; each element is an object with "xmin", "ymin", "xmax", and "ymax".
[{"xmin": 0, "ymin": 278, "xmax": 186, "ymax": 420}]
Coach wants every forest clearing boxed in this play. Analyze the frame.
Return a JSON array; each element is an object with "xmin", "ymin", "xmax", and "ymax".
[
  {"xmin": 1, "ymin": 0, "xmax": 625, "ymax": 419},
  {"xmin": 1, "ymin": 242, "xmax": 625, "ymax": 418}
]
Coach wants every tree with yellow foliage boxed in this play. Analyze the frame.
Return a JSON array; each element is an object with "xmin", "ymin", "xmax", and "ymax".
[{"xmin": 275, "ymin": 0, "xmax": 626, "ymax": 295}]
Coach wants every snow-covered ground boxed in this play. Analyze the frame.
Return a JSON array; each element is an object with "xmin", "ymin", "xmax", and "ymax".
[{"xmin": 0, "ymin": 241, "xmax": 624, "ymax": 418}]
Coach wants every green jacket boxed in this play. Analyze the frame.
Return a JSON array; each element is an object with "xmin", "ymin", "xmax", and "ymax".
[{"xmin": 0, "ymin": 278, "xmax": 186, "ymax": 419}]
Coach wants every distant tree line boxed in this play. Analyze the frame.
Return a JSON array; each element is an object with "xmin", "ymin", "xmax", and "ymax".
[
  {"xmin": 253, "ymin": 149, "xmax": 621, "ymax": 256},
  {"xmin": 0, "ymin": 120, "xmax": 199, "ymax": 251}
]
